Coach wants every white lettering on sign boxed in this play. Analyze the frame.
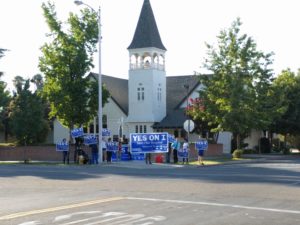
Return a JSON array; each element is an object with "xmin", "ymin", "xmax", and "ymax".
[{"xmin": 132, "ymin": 134, "xmax": 167, "ymax": 142}]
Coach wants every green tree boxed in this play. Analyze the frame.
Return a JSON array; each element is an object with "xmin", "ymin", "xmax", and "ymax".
[
  {"xmin": 0, "ymin": 48, "xmax": 7, "ymax": 77},
  {"xmin": 9, "ymin": 79, "xmax": 49, "ymax": 145},
  {"xmin": 271, "ymin": 69, "xmax": 300, "ymax": 137},
  {"xmin": 188, "ymin": 18, "xmax": 275, "ymax": 149},
  {"xmin": 39, "ymin": 2, "xmax": 109, "ymax": 136},
  {"xmin": 0, "ymin": 48, "xmax": 11, "ymax": 140}
]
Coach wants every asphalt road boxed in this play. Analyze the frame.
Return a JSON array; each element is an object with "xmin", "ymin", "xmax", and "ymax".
[{"xmin": 0, "ymin": 159, "xmax": 299, "ymax": 225}]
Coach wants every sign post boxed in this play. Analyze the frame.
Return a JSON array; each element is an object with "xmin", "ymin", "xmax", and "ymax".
[{"xmin": 183, "ymin": 119, "xmax": 195, "ymax": 142}]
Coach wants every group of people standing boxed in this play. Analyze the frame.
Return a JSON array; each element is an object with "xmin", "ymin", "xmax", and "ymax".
[
  {"xmin": 148, "ymin": 136, "xmax": 207, "ymax": 165},
  {"xmin": 60, "ymin": 137, "xmax": 123, "ymax": 165},
  {"xmin": 170, "ymin": 137, "xmax": 190, "ymax": 164},
  {"xmin": 60, "ymin": 135, "xmax": 207, "ymax": 166}
]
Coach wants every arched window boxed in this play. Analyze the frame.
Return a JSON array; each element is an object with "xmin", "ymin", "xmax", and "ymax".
[{"xmin": 143, "ymin": 53, "xmax": 152, "ymax": 69}]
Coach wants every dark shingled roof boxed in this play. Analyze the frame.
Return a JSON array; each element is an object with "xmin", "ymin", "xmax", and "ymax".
[
  {"xmin": 153, "ymin": 75, "xmax": 200, "ymax": 129},
  {"xmin": 128, "ymin": 0, "xmax": 166, "ymax": 50},
  {"xmin": 90, "ymin": 73, "xmax": 129, "ymax": 115},
  {"xmin": 166, "ymin": 75, "xmax": 200, "ymax": 113}
]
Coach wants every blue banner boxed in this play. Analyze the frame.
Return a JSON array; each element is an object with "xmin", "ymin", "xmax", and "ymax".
[
  {"xmin": 195, "ymin": 140, "xmax": 208, "ymax": 151},
  {"xmin": 71, "ymin": 127, "xmax": 84, "ymax": 138},
  {"xmin": 121, "ymin": 144, "xmax": 128, "ymax": 153},
  {"xmin": 106, "ymin": 141, "xmax": 119, "ymax": 152},
  {"xmin": 56, "ymin": 142, "xmax": 69, "ymax": 151},
  {"xmin": 168, "ymin": 134, "xmax": 176, "ymax": 143},
  {"xmin": 102, "ymin": 128, "xmax": 111, "ymax": 137},
  {"xmin": 130, "ymin": 133, "xmax": 168, "ymax": 153},
  {"xmin": 84, "ymin": 135, "xmax": 98, "ymax": 145}
]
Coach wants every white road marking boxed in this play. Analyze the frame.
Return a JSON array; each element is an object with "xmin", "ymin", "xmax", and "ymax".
[
  {"xmin": 113, "ymin": 216, "xmax": 166, "ymax": 225},
  {"xmin": 53, "ymin": 211, "xmax": 101, "ymax": 222},
  {"xmin": 85, "ymin": 214, "xmax": 145, "ymax": 225},
  {"xmin": 18, "ymin": 211, "xmax": 166, "ymax": 225},
  {"xmin": 127, "ymin": 197, "xmax": 300, "ymax": 215},
  {"xmin": 58, "ymin": 212, "xmax": 126, "ymax": 225},
  {"xmin": 18, "ymin": 222, "xmax": 41, "ymax": 225}
]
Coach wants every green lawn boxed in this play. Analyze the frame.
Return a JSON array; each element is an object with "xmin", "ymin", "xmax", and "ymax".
[
  {"xmin": 0, "ymin": 142, "xmax": 16, "ymax": 147},
  {"xmin": 188, "ymin": 157, "xmax": 248, "ymax": 166}
]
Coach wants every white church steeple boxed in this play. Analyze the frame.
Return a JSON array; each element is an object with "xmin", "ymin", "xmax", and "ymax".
[{"xmin": 127, "ymin": 0, "xmax": 167, "ymax": 125}]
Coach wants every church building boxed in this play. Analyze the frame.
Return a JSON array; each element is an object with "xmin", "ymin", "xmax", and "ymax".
[{"xmin": 53, "ymin": 0, "xmax": 233, "ymax": 153}]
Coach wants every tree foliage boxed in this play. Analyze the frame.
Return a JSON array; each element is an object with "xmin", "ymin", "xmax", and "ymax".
[
  {"xmin": 270, "ymin": 69, "xmax": 300, "ymax": 136},
  {"xmin": 9, "ymin": 79, "xmax": 49, "ymax": 145},
  {"xmin": 188, "ymin": 18, "xmax": 275, "ymax": 148},
  {"xmin": 0, "ymin": 48, "xmax": 11, "ymax": 134},
  {"xmin": 39, "ymin": 2, "xmax": 109, "ymax": 131},
  {"xmin": 0, "ymin": 48, "xmax": 7, "ymax": 77}
]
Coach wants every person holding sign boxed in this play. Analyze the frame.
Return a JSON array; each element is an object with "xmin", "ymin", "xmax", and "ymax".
[
  {"xmin": 195, "ymin": 136, "xmax": 208, "ymax": 166},
  {"xmin": 182, "ymin": 138, "xmax": 189, "ymax": 164},
  {"xmin": 56, "ymin": 138, "xmax": 69, "ymax": 164},
  {"xmin": 89, "ymin": 143, "xmax": 99, "ymax": 164},
  {"xmin": 171, "ymin": 137, "xmax": 180, "ymax": 164},
  {"xmin": 106, "ymin": 138, "xmax": 113, "ymax": 163},
  {"xmin": 101, "ymin": 137, "xmax": 107, "ymax": 162}
]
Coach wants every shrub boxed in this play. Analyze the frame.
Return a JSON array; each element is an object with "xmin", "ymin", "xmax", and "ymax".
[{"xmin": 232, "ymin": 149, "xmax": 243, "ymax": 158}]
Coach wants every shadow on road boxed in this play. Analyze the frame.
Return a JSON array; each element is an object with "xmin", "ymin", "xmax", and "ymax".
[{"xmin": 0, "ymin": 156, "xmax": 299, "ymax": 187}]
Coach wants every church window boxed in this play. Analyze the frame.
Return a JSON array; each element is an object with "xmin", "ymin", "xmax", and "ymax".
[
  {"xmin": 135, "ymin": 125, "xmax": 138, "ymax": 133},
  {"xmin": 137, "ymin": 88, "xmax": 141, "ymax": 100},
  {"xmin": 139, "ymin": 125, "xmax": 143, "ymax": 133},
  {"xmin": 141, "ymin": 88, "xmax": 144, "ymax": 100},
  {"xmin": 144, "ymin": 125, "xmax": 147, "ymax": 133},
  {"xmin": 103, "ymin": 115, "xmax": 107, "ymax": 128},
  {"xmin": 157, "ymin": 87, "xmax": 162, "ymax": 101},
  {"xmin": 137, "ymin": 86, "xmax": 145, "ymax": 101}
]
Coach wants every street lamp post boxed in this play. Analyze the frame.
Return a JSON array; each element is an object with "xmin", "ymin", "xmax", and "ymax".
[
  {"xmin": 74, "ymin": 0, "xmax": 103, "ymax": 163},
  {"xmin": 184, "ymin": 83, "xmax": 190, "ymax": 142}
]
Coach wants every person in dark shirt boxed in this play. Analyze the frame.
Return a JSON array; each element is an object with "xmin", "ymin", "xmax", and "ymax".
[{"xmin": 90, "ymin": 143, "xmax": 99, "ymax": 164}]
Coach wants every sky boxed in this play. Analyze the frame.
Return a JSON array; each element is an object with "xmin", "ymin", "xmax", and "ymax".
[{"xmin": 0, "ymin": 0, "xmax": 299, "ymax": 92}]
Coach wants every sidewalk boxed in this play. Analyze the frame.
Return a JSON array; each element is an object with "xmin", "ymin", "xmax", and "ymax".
[
  {"xmin": 1, "ymin": 153, "xmax": 299, "ymax": 169},
  {"xmin": 243, "ymin": 153, "xmax": 300, "ymax": 161}
]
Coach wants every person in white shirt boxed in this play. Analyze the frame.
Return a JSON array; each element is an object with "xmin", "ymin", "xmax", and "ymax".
[
  {"xmin": 101, "ymin": 138, "xmax": 107, "ymax": 162},
  {"xmin": 182, "ymin": 138, "xmax": 189, "ymax": 164}
]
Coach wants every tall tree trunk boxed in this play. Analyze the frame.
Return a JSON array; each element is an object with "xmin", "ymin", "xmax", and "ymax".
[{"xmin": 236, "ymin": 133, "xmax": 241, "ymax": 149}]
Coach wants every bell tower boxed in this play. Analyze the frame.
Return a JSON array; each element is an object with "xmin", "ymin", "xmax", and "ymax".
[{"xmin": 127, "ymin": 0, "xmax": 167, "ymax": 128}]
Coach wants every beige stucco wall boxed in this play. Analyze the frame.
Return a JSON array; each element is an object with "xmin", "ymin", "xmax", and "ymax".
[
  {"xmin": 103, "ymin": 97, "xmax": 128, "ymax": 138},
  {"xmin": 53, "ymin": 119, "xmax": 69, "ymax": 144}
]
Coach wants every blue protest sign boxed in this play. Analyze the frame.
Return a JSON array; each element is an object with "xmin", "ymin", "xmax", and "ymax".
[
  {"xmin": 71, "ymin": 127, "xmax": 84, "ymax": 138},
  {"xmin": 130, "ymin": 133, "xmax": 168, "ymax": 153},
  {"xmin": 102, "ymin": 128, "xmax": 111, "ymax": 137},
  {"xmin": 121, "ymin": 144, "xmax": 128, "ymax": 153},
  {"xmin": 56, "ymin": 142, "xmax": 69, "ymax": 151},
  {"xmin": 121, "ymin": 144, "xmax": 130, "ymax": 161},
  {"xmin": 178, "ymin": 150, "xmax": 188, "ymax": 158},
  {"xmin": 106, "ymin": 142, "xmax": 119, "ymax": 152},
  {"xmin": 168, "ymin": 134, "xmax": 175, "ymax": 143},
  {"xmin": 84, "ymin": 135, "xmax": 98, "ymax": 145},
  {"xmin": 131, "ymin": 153, "xmax": 145, "ymax": 160},
  {"xmin": 195, "ymin": 140, "xmax": 208, "ymax": 151}
]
